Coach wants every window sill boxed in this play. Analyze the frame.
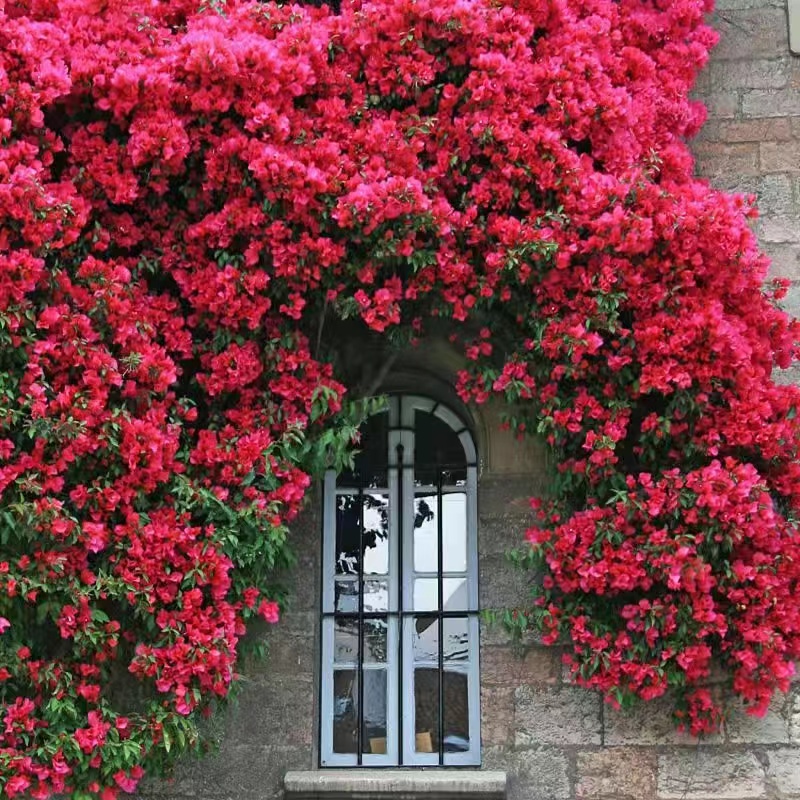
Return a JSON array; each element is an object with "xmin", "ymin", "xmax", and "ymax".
[{"xmin": 284, "ymin": 770, "xmax": 507, "ymax": 799}]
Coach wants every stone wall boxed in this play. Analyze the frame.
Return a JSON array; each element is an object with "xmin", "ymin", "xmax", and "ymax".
[{"xmin": 139, "ymin": 5, "xmax": 800, "ymax": 800}]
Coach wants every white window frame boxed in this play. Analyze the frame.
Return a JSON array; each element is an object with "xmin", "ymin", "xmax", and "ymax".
[{"xmin": 320, "ymin": 395, "xmax": 480, "ymax": 767}]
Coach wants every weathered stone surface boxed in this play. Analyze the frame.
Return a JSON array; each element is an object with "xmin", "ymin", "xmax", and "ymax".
[
  {"xmin": 714, "ymin": 0, "xmax": 784, "ymax": 8},
  {"xmin": 479, "ymin": 616, "xmax": 544, "ymax": 648},
  {"xmin": 700, "ymin": 117, "xmax": 794, "ymax": 143},
  {"xmin": 481, "ymin": 685, "xmax": 515, "ymax": 746},
  {"xmin": 766, "ymin": 243, "xmax": 800, "ymax": 280},
  {"xmin": 744, "ymin": 89, "xmax": 800, "ymax": 118},
  {"xmin": 478, "ymin": 474, "xmax": 548, "ymax": 520},
  {"xmin": 514, "ymin": 686, "xmax": 602, "ymax": 746},
  {"xmin": 478, "ymin": 514, "xmax": 535, "ymax": 556},
  {"xmin": 605, "ymin": 695, "xmax": 722, "ymax": 746},
  {"xmin": 781, "ymin": 283, "xmax": 800, "ymax": 320},
  {"xmin": 753, "ymin": 173, "xmax": 797, "ymax": 215},
  {"xmin": 479, "ymin": 554, "xmax": 536, "ymax": 610},
  {"xmin": 760, "ymin": 214, "xmax": 800, "ymax": 244},
  {"xmin": 226, "ymin": 677, "xmax": 315, "ymax": 746},
  {"xmin": 657, "ymin": 751, "xmax": 766, "ymax": 799},
  {"xmin": 725, "ymin": 694, "xmax": 791, "ymax": 744},
  {"xmin": 699, "ymin": 90, "xmax": 740, "ymax": 120},
  {"xmin": 792, "ymin": 690, "xmax": 800, "ymax": 745},
  {"xmin": 480, "ymin": 401, "xmax": 550, "ymax": 476},
  {"xmin": 766, "ymin": 748, "xmax": 800, "ymax": 795},
  {"xmin": 481, "ymin": 646, "xmax": 558, "ymax": 687},
  {"xmin": 711, "ymin": 9, "xmax": 789, "ymax": 60},
  {"xmin": 284, "ymin": 769, "xmax": 508, "ymax": 799},
  {"xmin": 761, "ymin": 140, "xmax": 800, "ymax": 174},
  {"xmin": 698, "ymin": 59, "xmax": 789, "ymax": 92},
  {"xmin": 141, "ymin": 744, "xmax": 310, "ymax": 799},
  {"xmin": 576, "ymin": 747, "xmax": 657, "ymax": 800},
  {"xmin": 695, "ymin": 141, "xmax": 761, "ymax": 179},
  {"xmin": 483, "ymin": 747, "xmax": 570, "ymax": 800}
]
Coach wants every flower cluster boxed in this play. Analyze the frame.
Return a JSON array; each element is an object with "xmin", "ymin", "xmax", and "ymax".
[{"xmin": 0, "ymin": 0, "xmax": 798, "ymax": 794}]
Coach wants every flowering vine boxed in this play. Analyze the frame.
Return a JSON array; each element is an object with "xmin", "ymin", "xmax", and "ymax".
[{"xmin": 0, "ymin": 0, "xmax": 798, "ymax": 795}]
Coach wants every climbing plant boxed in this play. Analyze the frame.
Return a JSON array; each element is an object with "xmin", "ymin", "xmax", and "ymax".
[{"xmin": 1, "ymin": 0, "xmax": 799, "ymax": 795}]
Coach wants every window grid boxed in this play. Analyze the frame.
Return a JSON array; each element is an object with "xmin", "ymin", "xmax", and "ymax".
[{"xmin": 320, "ymin": 395, "xmax": 480, "ymax": 767}]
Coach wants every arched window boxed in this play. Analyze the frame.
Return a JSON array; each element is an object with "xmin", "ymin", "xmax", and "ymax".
[{"xmin": 320, "ymin": 395, "xmax": 480, "ymax": 766}]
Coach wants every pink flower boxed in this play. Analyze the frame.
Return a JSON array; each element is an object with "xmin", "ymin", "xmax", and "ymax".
[{"xmin": 257, "ymin": 601, "xmax": 280, "ymax": 625}]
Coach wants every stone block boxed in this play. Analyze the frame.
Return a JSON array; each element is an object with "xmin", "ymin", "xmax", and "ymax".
[
  {"xmin": 479, "ymin": 554, "xmax": 536, "ymax": 610},
  {"xmin": 478, "ymin": 476, "xmax": 550, "ymax": 518},
  {"xmin": 225, "ymin": 677, "xmax": 315, "ymax": 746},
  {"xmin": 483, "ymin": 747, "xmax": 570, "ymax": 800},
  {"xmin": 143, "ymin": 744, "xmax": 310, "ymax": 799},
  {"xmin": 753, "ymin": 174, "xmax": 796, "ymax": 216},
  {"xmin": 791, "ymin": 690, "xmax": 800, "ymax": 744},
  {"xmin": 514, "ymin": 685, "xmax": 602, "ymax": 746},
  {"xmin": 576, "ymin": 747, "xmax": 657, "ymax": 800},
  {"xmin": 605, "ymin": 695, "xmax": 722, "ymax": 746},
  {"xmin": 285, "ymin": 552, "xmax": 319, "ymax": 611},
  {"xmin": 479, "ymin": 616, "xmax": 544, "ymax": 648},
  {"xmin": 694, "ymin": 142, "xmax": 760, "ymax": 180},
  {"xmin": 725, "ymin": 693, "xmax": 791, "ymax": 744},
  {"xmin": 765, "ymin": 243, "xmax": 800, "ymax": 280},
  {"xmin": 238, "ymin": 614, "xmax": 317, "ymax": 679},
  {"xmin": 657, "ymin": 751, "xmax": 766, "ymax": 799},
  {"xmin": 700, "ymin": 118, "xmax": 793, "ymax": 144},
  {"xmin": 284, "ymin": 770, "xmax": 508, "ymax": 799},
  {"xmin": 518, "ymin": 647, "xmax": 560, "ymax": 686},
  {"xmin": 744, "ymin": 89, "xmax": 800, "ymax": 119},
  {"xmin": 761, "ymin": 140, "xmax": 800, "ymax": 174},
  {"xmin": 759, "ymin": 214, "xmax": 800, "ymax": 244},
  {"xmin": 478, "ymin": 514, "xmax": 535, "ymax": 557},
  {"xmin": 775, "ymin": 364, "xmax": 800, "ymax": 386},
  {"xmin": 714, "ymin": 0, "xmax": 785, "ymax": 8},
  {"xmin": 780, "ymin": 283, "xmax": 800, "ymax": 320},
  {"xmin": 766, "ymin": 748, "xmax": 800, "ymax": 795},
  {"xmin": 696, "ymin": 90, "xmax": 739, "ymax": 121},
  {"xmin": 481, "ymin": 646, "xmax": 558, "ymax": 687},
  {"xmin": 481, "ymin": 685, "xmax": 514, "ymax": 746},
  {"xmin": 701, "ymin": 59, "xmax": 789, "ymax": 92},
  {"xmin": 711, "ymin": 9, "xmax": 788, "ymax": 61}
]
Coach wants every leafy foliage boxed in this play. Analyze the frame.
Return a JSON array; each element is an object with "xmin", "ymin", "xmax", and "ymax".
[{"xmin": 1, "ymin": 0, "xmax": 799, "ymax": 795}]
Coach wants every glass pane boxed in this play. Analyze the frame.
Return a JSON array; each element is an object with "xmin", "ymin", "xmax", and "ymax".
[
  {"xmin": 335, "ymin": 579, "xmax": 389, "ymax": 612},
  {"xmin": 364, "ymin": 579, "xmax": 389, "ymax": 612},
  {"xmin": 414, "ymin": 666, "xmax": 438, "ymax": 753},
  {"xmin": 334, "ymin": 618, "xmax": 387, "ymax": 664},
  {"xmin": 443, "ymin": 670, "xmax": 470, "ymax": 752},
  {"xmin": 413, "ymin": 494, "xmax": 438, "ymax": 573},
  {"xmin": 412, "ymin": 617, "xmax": 469, "ymax": 663},
  {"xmin": 335, "ymin": 493, "xmax": 389, "ymax": 576},
  {"xmin": 334, "ymin": 580, "xmax": 358, "ymax": 613},
  {"xmin": 362, "ymin": 670, "xmax": 387, "ymax": 754},
  {"xmin": 333, "ymin": 669, "xmax": 388, "ymax": 755},
  {"xmin": 363, "ymin": 493, "xmax": 389, "ymax": 575},
  {"xmin": 414, "ymin": 578, "xmax": 468, "ymax": 611},
  {"xmin": 333, "ymin": 669, "xmax": 358, "ymax": 753},
  {"xmin": 442, "ymin": 577, "xmax": 468, "ymax": 612},
  {"xmin": 339, "ymin": 411, "xmax": 388, "ymax": 488},
  {"xmin": 442, "ymin": 493, "xmax": 466, "ymax": 572},
  {"xmin": 413, "ymin": 578, "xmax": 438, "ymax": 611},
  {"xmin": 412, "ymin": 615, "xmax": 438, "ymax": 662},
  {"xmin": 444, "ymin": 617, "xmax": 469, "ymax": 662},
  {"xmin": 414, "ymin": 410, "xmax": 466, "ymax": 470},
  {"xmin": 335, "ymin": 495, "xmax": 361, "ymax": 575}
]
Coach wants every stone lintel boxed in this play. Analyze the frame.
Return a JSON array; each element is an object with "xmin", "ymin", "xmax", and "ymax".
[{"xmin": 283, "ymin": 770, "xmax": 507, "ymax": 800}]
